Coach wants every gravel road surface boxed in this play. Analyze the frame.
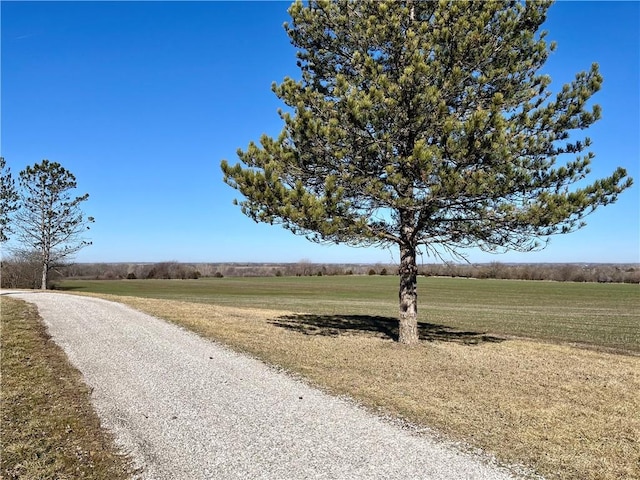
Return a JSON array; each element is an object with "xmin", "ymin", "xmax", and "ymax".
[{"xmin": 5, "ymin": 291, "xmax": 519, "ymax": 480}]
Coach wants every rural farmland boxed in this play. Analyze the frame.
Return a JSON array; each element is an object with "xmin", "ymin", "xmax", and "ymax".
[
  {"xmin": 54, "ymin": 275, "xmax": 640, "ymax": 480},
  {"xmin": 2, "ymin": 1, "xmax": 638, "ymax": 478},
  {"xmin": 60, "ymin": 276, "xmax": 639, "ymax": 354}
]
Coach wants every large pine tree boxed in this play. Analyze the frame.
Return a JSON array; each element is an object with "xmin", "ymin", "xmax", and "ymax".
[{"xmin": 221, "ymin": 0, "xmax": 632, "ymax": 344}]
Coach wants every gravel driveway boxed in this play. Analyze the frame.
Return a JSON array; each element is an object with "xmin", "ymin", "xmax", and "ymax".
[{"xmin": 5, "ymin": 291, "xmax": 519, "ymax": 480}]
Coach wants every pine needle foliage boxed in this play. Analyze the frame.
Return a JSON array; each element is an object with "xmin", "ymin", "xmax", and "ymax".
[
  {"xmin": 221, "ymin": 0, "xmax": 632, "ymax": 343},
  {"xmin": 14, "ymin": 160, "xmax": 94, "ymax": 289},
  {"xmin": 0, "ymin": 157, "xmax": 19, "ymax": 243}
]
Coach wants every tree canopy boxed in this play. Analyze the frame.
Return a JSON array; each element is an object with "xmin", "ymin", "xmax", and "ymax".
[
  {"xmin": 221, "ymin": 0, "xmax": 632, "ymax": 344},
  {"xmin": 0, "ymin": 157, "xmax": 19, "ymax": 243},
  {"xmin": 13, "ymin": 160, "xmax": 94, "ymax": 289}
]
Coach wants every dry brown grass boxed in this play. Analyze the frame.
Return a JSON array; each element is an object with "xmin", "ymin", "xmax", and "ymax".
[
  {"xmin": 0, "ymin": 296, "xmax": 134, "ymax": 480},
  {"xmin": 80, "ymin": 294, "xmax": 639, "ymax": 480}
]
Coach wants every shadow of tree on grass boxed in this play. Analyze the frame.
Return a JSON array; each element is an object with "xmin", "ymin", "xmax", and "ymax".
[{"xmin": 270, "ymin": 314, "xmax": 505, "ymax": 345}]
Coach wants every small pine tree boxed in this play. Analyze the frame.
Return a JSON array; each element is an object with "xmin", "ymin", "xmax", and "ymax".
[
  {"xmin": 14, "ymin": 160, "xmax": 94, "ymax": 289},
  {"xmin": 0, "ymin": 157, "xmax": 19, "ymax": 243}
]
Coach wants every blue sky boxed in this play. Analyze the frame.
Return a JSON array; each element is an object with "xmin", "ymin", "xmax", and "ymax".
[{"xmin": 2, "ymin": 1, "xmax": 638, "ymax": 264}]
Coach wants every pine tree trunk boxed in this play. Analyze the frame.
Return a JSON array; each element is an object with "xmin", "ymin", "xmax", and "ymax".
[
  {"xmin": 398, "ymin": 242, "xmax": 419, "ymax": 345},
  {"xmin": 41, "ymin": 250, "xmax": 49, "ymax": 290},
  {"xmin": 41, "ymin": 264, "xmax": 48, "ymax": 290}
]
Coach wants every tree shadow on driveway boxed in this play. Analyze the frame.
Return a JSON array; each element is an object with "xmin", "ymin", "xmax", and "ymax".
[{"xmin": 270, "ymin": 314, "xmax": 505, "ymax": 345}]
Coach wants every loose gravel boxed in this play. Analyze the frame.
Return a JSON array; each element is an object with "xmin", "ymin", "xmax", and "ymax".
[{"xmin": 5, "ymin": 291, "xmax": 519, "ymax": 480}]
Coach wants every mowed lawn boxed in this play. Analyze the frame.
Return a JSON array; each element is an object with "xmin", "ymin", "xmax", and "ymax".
[
  {"xmin": 61, "ymin": 276, "xmax": 640, "ymax": 353},
  {"xmin": 56, "ymin": 276, "xmax": 640, "ymax": 480}
]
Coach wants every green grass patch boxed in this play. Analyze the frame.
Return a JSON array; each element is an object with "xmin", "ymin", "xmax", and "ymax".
[
  {"xmin": 75, "ymin": 294, "xmax": 640, "ymax": 480},
  {"xmin": 0, "ymin": 296, "xmax": 134, "ymax": 480},
  {"xmin": 60, "ymin": 276, "xmax": 640, "ymax": 354}
]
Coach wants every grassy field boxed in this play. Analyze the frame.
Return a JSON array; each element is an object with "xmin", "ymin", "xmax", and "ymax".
[
  {"xmin": 61, "ymin": 276, "xmax": 640, "ymax": 353},
  {"xmin": 54, "ymin": 276, "xmax": 640, "ymax": 479},
  {"xmin": 0, "ymin": 296, "xmax": 134, "ymax": 479}
]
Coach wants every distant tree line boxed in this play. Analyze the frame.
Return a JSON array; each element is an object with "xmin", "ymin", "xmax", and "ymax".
[
  {"xmin": 419, "ymin": 262, "xmax": 640, "ymax": 284},
  {"xmin": 3, "ymin": 260, "xmax": 637, "ymax": 289}
]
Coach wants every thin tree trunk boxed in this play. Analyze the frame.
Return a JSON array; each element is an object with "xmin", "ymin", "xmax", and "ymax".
[
  {"xmin": 41, "ymin": 249, "xmax": 49, "ymax": 290},
  {"xmin": 398, "ymin": 242, "xmax": 419, "ymax": 345},
  {"xmin": 41, "ymin": 263, "xmax": 48, "ymax": 290}
]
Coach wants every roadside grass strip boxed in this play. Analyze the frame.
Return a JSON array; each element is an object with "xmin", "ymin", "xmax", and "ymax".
[{"xmin": 0, "ymin": 296, "xmax": 134, "ymax": 480}]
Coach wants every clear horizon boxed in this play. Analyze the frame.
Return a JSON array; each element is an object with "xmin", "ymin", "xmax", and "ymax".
[
  {"xmin": 65, "ymin": 260, "xmax": 640, "ymax": 266},
  {"xmin": 2, "ymin": 1, "xmax": 639, "ymax": 264}
]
